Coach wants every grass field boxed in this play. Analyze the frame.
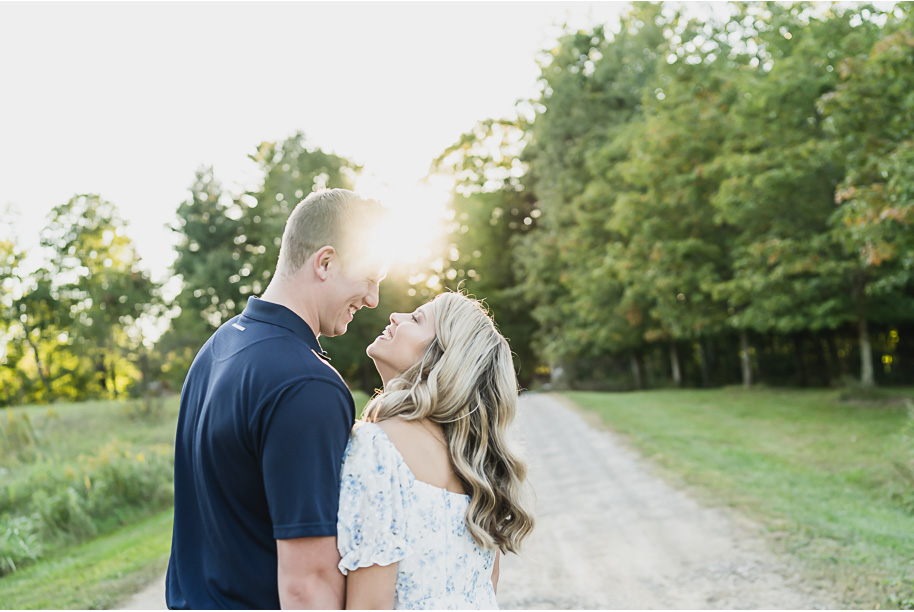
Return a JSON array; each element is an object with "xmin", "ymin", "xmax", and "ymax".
[
  {"xmin": 1, "ymin": 396, "xmax": 182, "ymax": 492},
  {"xmin": 0, "ymin": 389, "xmax": 372, "ymax": 609},
  {"xmin": 564, "ymin": 387, "xmax": 914, "ymax": 609},
  {"xmin": 0, "ymin": 510, "xmax": 173, "ymax": 609}
]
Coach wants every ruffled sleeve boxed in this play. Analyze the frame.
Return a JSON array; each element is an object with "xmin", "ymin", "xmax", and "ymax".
[{"xmin": 337, "ymin": 423, "xmax": 413, "ymax": 575}]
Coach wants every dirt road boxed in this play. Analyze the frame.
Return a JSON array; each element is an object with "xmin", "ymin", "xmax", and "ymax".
[
  {"xmin": 495, "ymin": 392, "xmax": 831, "ymax": 609},
  {"xmin": 119, "ymin": 392, "xmax": 832, "ymax": 609}
]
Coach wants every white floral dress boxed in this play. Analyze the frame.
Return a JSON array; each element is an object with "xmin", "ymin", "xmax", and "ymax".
[{"xmin": 337, "ymin": 422, "xmax": 499, "ymax": 610}]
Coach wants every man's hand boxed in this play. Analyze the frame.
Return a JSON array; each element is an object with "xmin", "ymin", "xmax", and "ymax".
[{"xmin": 277, "ymin": 536, "xmax": 345, "ymax": 609}]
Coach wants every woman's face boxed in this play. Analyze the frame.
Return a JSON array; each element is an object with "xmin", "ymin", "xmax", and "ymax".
[{"xmin": 367, "ymin": 302, "xmax": 437, "ymax": 385}]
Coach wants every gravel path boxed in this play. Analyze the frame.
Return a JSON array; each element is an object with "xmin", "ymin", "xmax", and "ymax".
[
  {"xmin": 496, "ymin": 392, "xmax": 831, "ymax": 609},
  {"xmin": 118, "ymin": 392, "xmax": 832, "ymax": 610}
]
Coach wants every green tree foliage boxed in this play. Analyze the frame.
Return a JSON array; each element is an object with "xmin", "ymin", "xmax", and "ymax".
[
  {"xmin": 156, "ymin": 168, "xmax": 245, "ymax": 389},
  {"xmin": 705, "ymin": 4, "xmax": 885, "ymax": 386},
  {"xmin": 39, "ymin": 195, "xmax": 157, "ymax": 398},
  {"xmin": 613, "ymin": 10, "xmax": 739, "ymax": 389},
  {"xmin": 1, "ymin": 239, "xmax": 68, "ymax": 403},
  {"xmin": 431, "ymin": 119, "xmax": 541, "ymax": 383},
  {"xmin": 171, "ymin": 167, "xmax": 247, "ymax": 329},
  {"xmin": 517, "ymin": 4, "xmax": 671, "ymax": 385},
  {"xmin": 819, "ymin": 6, "xmax": 914, "ymax": 386},
  {"xmin": 2, "ymin": 197, "xmax": 157, "ymax": 405},
  {"xmin": 502, "ymin": 2, "xmax": 912, "ymax": 389}
]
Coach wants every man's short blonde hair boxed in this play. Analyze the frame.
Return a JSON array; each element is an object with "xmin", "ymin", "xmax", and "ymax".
[{"xmin": 276, "ymin": 188, "xmax": 386, "ymax": 275}]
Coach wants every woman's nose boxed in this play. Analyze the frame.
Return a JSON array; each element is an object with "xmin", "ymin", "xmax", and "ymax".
[{"xmin": 390, "ymin": 312, "xmax": 404, "ymax": 324}]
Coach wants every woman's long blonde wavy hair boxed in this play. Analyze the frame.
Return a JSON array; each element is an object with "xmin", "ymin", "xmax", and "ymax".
[{"xmin": 361, "ymin": 292, "xmax": 534, "ymax": 553}]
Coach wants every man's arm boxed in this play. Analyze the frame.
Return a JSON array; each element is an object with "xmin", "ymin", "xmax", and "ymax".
[
  {"xmin": 262, "ymin": 379, "xmax": 353, "ymax": 608},
  {"xmin": 277, "ymin": 536, "xmax": 345, "ymax": 609},
  {"xmin": 345, "ymin": 563, "xmax": 398, "ymax": 610}
]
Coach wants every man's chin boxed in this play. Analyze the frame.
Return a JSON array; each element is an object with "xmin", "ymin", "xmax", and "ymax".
[{"xmin": 321, "ymin": 323, "xmax": 348, "ymax": 338}]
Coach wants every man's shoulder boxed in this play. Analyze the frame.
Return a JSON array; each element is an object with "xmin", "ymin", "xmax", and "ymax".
[
  {"xmin": 215, "ymin": 317, "xmax": 320, "ymax": 369},
  {"xmin": 205, "ymin": 318, "xmax": 352, "ymax": 399}
]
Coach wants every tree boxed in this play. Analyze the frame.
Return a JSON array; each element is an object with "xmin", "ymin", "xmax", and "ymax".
[
  {"xmin": 40, "ymin": 194, "xmax": 156, "ymax": 398},
  {"xmin": 0, "ymin": 239, "xmax": 75, "ymax": 403},
  {"xmin": 518, "ymin": 4, "xmax": 671, "ymax": 386},
  {"xmin": 818, "ymin": 5, "xmax": 914, "ymax": 386},
  {"xmin": 608, "ymin": 9, "xmax": 739, "ymax": 388},
  {"xmin": 171, "ymin": 167, "xmax": 247, "ymax": 329},
  {"xmin": 431, "ymin": 119, "xmax": 541, "ymax": 383},
  {"xmin": 705, "ymin": 3, "xmax": 883, "ymax": 387}
]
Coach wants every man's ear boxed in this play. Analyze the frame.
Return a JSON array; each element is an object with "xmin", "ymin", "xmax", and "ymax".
[{"xmin": 313, "ymin": 246, "xmax": 336, "ymax": 280}]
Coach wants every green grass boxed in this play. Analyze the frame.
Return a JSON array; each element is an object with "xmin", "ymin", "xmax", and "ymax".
[
  {"xmin": 0, "ymin": 509, "xmax": 173, "ymax": 609},
  {"xmin": 563, "ymin": 387, "xmax": 914, "ymax": 609},
  {"xmin": 2, "ymin": 398, "xmax": 181, "ymax": 491}
]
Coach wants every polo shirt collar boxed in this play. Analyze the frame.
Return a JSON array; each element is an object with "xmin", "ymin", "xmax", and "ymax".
[{"xmin": 242, "ymin": 297, "xmax": 330, "ymax": 360}]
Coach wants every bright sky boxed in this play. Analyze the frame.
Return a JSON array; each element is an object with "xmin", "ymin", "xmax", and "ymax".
[{"xmin": 1, "ymin": 1, "xmax": 632, "ymax": 281}]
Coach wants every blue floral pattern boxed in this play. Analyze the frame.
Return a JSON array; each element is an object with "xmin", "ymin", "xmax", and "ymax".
[{"xmin": 337, "ymin": 422, "xmax": 498, "ymax": 609}]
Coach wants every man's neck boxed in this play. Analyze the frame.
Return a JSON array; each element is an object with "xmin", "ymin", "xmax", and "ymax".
[{"xmin": 260, "ymin": 275, "xmax": 320, "ymax": 338}]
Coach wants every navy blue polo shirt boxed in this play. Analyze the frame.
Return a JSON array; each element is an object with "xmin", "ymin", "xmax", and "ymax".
[{"xmin": 166, "ymin": 297, "xmax": 355, "ymax": 610}]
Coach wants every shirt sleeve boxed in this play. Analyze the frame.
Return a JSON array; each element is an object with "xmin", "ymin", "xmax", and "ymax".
[
  {"xmin": 259, "ymin": 378, "xmax": 354, "ymax": 539},
  {"xmin": 337, "ymin": 424, "xmax": 413, "ymax": 575}
]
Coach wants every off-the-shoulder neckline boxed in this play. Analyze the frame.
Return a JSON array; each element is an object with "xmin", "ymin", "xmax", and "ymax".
[{"xmin": 357, "ymin": 422, "xmax": 471, "ymax": 499}]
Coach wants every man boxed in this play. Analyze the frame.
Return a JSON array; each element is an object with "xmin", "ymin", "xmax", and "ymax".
[{"xmin": 166, "ymin": 189, "xmax": 389, "ymax": 609}]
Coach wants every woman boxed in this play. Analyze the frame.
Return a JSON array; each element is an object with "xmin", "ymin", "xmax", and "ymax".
[{"xmin": 337, "ymin": 292, "xmax": 535, "ymax": 609}]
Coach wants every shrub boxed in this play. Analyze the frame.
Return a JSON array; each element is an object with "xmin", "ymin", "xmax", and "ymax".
[
  {"xmin": 122, "ymin": 396, "xmax": 166, "ymax": 422},
  {"xmin": 0, "ymin": 515, "xmax": 41, "ymax": 576},
  {"xmin": 32, "ymin": 487, "xmax": 96, "ymax": 542},
  {"xmin": 0, "ymin": 439, "xmax": 174, "ymax": 576},
  {"xmin": 83, "ymin": 442, "xmax": 174, "ymax": 517},
  {"xmin": 0, "ymin": 409, "xmax": 38, "ymax": 462}
]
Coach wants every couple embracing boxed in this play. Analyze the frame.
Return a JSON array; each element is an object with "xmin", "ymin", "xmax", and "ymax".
[{"xmin": 165, "ymin": 189, "xmax": 534, "ymax": 609}]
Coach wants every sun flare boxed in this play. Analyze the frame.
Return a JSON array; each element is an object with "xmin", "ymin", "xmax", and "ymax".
[{"xmin": 354, "ymin": 173, "xmax": 453, "ymax": 270}]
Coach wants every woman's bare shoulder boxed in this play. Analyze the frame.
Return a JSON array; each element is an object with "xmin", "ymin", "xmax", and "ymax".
[
  {"xmin": 375, "ymin": 415, "xmax": 412, "ymax": 436},
  {"xmin": 376, "ymin": 417, "xmax": 429, "ymax": 450},
  {"xmin": 375, "ymin": 417, "xmax": 463, "ymax": 493}
]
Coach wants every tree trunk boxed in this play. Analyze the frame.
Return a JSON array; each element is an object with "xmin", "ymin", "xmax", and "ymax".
[
  {"xmin": 698, "ymin": 340, "xmax": 710, "ymax": 388},
  {"xmin": 829, "ymin": 332, "xmax": 850, "ymax": 378},
  {"xmin": 96, "ymin": 356, "xmax": 108, "ymax": 392},
  {"xmin": 110, "ymin": 357, "xmax": 118, "ymax": 398},
  {"xmin": 818, "ymin": 335, "xmax": 832, "ymax": 387},
  {"xmin": 630, "ymin": 352, "xmax": 644, "ymax": 390},
  {"xmin": 705, "ymin": 338, "xmax": 716, "ymax": 384},
  {"xmin": 740, "ymin": 329, "xmax": 752, "ymax": 389},
  {"xmin": 669, "ymin": 341, "xmax": 682, "ymax": 387},
  {"xmin": 794, "ymin": 333, "xmax": 808, "ymax": 387},
  {"xmin": 858, "ymin": 317, "xmax": 874, "ymax": 388},
  {"xmin": 22, "ymin": 329, "xmax": 51, "ymax": 395}
]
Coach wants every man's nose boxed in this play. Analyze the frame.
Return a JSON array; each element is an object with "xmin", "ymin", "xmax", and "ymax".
[{"xmin": 364, "ymin": 282, "xmax": 380, "ymax": 309}]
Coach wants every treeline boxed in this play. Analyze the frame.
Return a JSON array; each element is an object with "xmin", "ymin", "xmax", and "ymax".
[
  {"xmin": 2, "ymin": 2, "xmax": 913, "ymax": 405},
  {"xmin": 434, "ymin": 1, "xmax": 914, "ymax": 390},
  {"xmin": 0, "ymin": 133, "xmax": 431, "ymax": 405}
]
